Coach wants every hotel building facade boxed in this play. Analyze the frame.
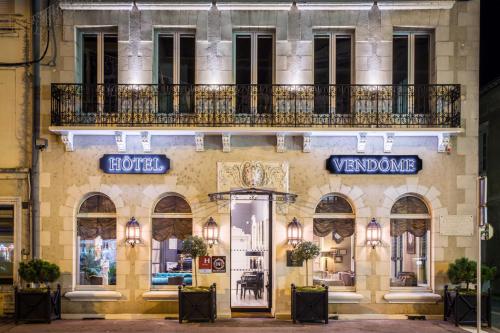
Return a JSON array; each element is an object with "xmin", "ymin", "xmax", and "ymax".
[{"xmin": 1, "ymin": 0, "xmax": 481, "ymax": 319}]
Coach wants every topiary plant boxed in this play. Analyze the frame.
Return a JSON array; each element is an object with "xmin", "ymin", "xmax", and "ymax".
[
  {"xmin": 447, "ymin": 257, "xmax": 497, "ymax": 292},
  {"xmin": 18, "ymin": 259, "xmax": 60, "ymax": 288},
  {"xmin": 292, "ymin": 241, "xmax": 320, "ymax": 286},
  {"xmin": 181, "ymin": 236, "xmax": 208, "ymax": 287}
]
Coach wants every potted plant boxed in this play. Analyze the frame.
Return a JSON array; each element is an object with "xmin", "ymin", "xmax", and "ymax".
[
  {"xmin": 15, "ymin": 259, "xmax": 61, "ymax": 324},
  {"xmin": 178, "ymin": 236, "xmax": 216, "ymax": 323},
  {"xmin": 290, "ymin": 241, "xmax": 328, "ymax": 324},
  {"xmin": 444, "ymin": 257, "xmax": 496, "ymax": 327}
]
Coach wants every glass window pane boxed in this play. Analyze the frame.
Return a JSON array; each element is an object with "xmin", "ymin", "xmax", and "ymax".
[
  {"xmin": 314, "ymin": 36, "xmax": 329, "ymax": 114},
  {"xmin": 158, "ymin": 35, "xmax": 174, "ymax": 113},
  {"xmin": 314, "ymin": 36, "xmax": 330, "ymax": 85},
  {"xmin": 257, "ymin": 35, "xmax": 273, "ymax": 114},
  {"xmin": 414, "ymin": 35, "xmax": 430, "ymax": 114},
  {"xmin": 393, "ymin": 35, "xmax": 408, "ymax": 85},
  {"xmin": 179, "ymin": 35, "xmax": 195, "ymax": 85},
  {"xmin": 335, "ymin": 36, "xmax": 352, "ymax": 114},
  {"xmin": 152, "ymin": 195, "xmax": 193, "ymax": 287},
  {"xmin": 414, "ymin": 35, "xmax": 430, "ymax": 85},
  {"xmin": 235, "ymin": 35, "xmax": 252, "ymax": 114},
  {"xmin": 0, "ymin": 206, "xmax": 14, "ymax": 285},
  {"xmin": 393, "ymin": 35, "xmax": 409, "ymax": 114},
  {"xmin": 179, "ymin": 35, "xmax": 196, "ymax": 114},
  {"xmin": 79, "ymin": 194, "xmax": 116, "ymax": 214},
  {"xmin": 82, "ymin": 34, "xmax": 97, "ymax": 113},
  {"xmin": 103, "ymin": 34, "xmax": 118, "ymax": 85},
  {"xmin": 335, "ymin": 36, "xmax": 351, "ymax": 85},
  {"xmin": 313, "ymin": 194, "xmax": 355, "ymax": 288},
  {"xmin": 82, "ymin": 34, "xmax": 97, "ymax": 85},
  {"xmin": 103, "ymin": 34, "xmax": 118, "ymax": 113},
  {"xmin": 390, "ymin": 232, "xmax": 428, "ymax": 287},
  {"xmin": 158, "ymin": 35, "xmax": 174, "ymax": 84},
  {"xmin": 78, "ymin": 221, "xmax": 117, "ymax": 286}
]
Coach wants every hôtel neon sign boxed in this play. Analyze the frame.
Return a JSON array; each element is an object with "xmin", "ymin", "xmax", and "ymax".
[
  {"xmin": 326, "ymin": 155, "xmax": 422, "ymax": 175},
  {"xmin": 99, "ymin": 154, "xmax": 170, "ymax": 174}
]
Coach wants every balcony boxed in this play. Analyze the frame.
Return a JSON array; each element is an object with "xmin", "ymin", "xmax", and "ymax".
[
  {"xmin": 51, "ymin": 84, "xmax": 461, "ymax": 128},
  {"xmin": 50, "ymin": 83, "xmax": 461, "ymax": 152}
]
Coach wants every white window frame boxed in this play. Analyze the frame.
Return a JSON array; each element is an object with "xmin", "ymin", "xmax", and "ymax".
[
  {"xmin": 150, "ymin": 194, "xmax": 193, "ymax": 291},
  {"xmin": 232, "ymin": 30, "xmax": 275, "ymax": 85},
  {"xmin": 0, "ymin": 197, "xmax": 22, "ymax": 285},
  {"xmin": 312, "ymin": 194, "xmax": 356, "ymax": 292},
  {"xmin": 389, "ymin": 196, "xmax": 432, "ymax": 291},
  {"xmin": 77, "ymin": 28, "xmax": 118, "ymax": 85},
  {"xmin": 75, "ymin": 194, "xmax": 117, "ymax": 291},
  {"xmin": 153, "ymin": 29, "xmax": 197, "ymax": 85},
  {"xmin": 312, "ymin": 30, "xmax": 355, "ymax": 85}
]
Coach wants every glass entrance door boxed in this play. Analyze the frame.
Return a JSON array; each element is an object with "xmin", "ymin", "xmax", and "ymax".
[{"xmin": 230, "ymin": 194, "xmax": 271, "ymax": 310}]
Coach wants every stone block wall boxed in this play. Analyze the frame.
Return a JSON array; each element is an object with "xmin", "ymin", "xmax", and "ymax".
[{"xmin": 36, "ymin": 0, "xmax": 480, "ymax": 317}]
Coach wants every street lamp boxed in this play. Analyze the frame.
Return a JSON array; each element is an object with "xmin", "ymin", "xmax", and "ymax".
[
  {"xmin": 125, "ymin": 217, "xmax": 141, "ymax": 247},
  {"xmin": 287, "ymin": 217, "xmax": 303, "ymax": 247},
  {"xmin": 366, "ymin": 218, "xmax": 382, "ymax": 249},
  {"xmin": 203, "ymin": 217, "xmax": 219, "ymax": 248}
]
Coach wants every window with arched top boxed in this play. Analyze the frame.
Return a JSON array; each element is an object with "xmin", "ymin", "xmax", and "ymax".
[
  {"xmin": 390, "ymin": 195, "xmax": 431, "ymax": 288},
  {"xmin": 151, "ymin": 194, "xmax": 193, "ymax": 287},
  {"xmin": 312, "ymin": 194, "xmax": 356, "ymax": 289},
  {"xmin": 76, "ymin": 194, "xmax": 117, "ymax": 287}
]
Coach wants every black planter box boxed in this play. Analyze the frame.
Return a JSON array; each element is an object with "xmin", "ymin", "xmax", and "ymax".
[
  {"xmin": 291, "ymin": 284, "xmax": 329, "ymax": 324},
  {"xmin": 15, "ymin": 285, "xmax": 61, "ymax": 324},
  {"xmin": 178, "ymin": 283, "xmax": 217, "ymax": 323},
  {"xmin": 444, "ymin": 285, "xmax": 491, "ymax": 327}
]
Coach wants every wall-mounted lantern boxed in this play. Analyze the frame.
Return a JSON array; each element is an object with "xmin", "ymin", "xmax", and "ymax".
[
  {"xmin": 125, "ymin": 217, "xmax": 141, "ymax": 247},
  {"xmin": 287, "ymin": 217, "xmax": 303, "ymax": 247},
  {"xmin": 366, "ymin": 218, "xmax": 382, "ymax": 249},
  {"xmin": 203, "ymin": 217, "xmax": 219, "ymax": 248}
]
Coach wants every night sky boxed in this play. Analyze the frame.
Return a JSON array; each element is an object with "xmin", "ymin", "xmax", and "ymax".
[{"xmin": 480, "ymin": 1, "xmax": 500, "ymax": 87}]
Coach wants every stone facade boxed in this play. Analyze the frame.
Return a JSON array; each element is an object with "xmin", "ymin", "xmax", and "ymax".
[
  {"xmin": 34, "ymin": 0, "xmax": 480, "ymax": 318},
  {"xmin": 0, "ymin": 0, "xmax": 33, "ymax": 316}
]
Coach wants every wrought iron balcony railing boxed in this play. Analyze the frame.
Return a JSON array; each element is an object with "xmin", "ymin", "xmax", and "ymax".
[{"xmin": 51, "ymin": 84, "xmax": 461, "ymax": 128}]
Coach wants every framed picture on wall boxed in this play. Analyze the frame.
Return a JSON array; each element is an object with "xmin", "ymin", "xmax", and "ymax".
[
  {"xmin": 406, "ymin": 233, "xmax": 416, "ymax": 254},
  {"xmin": 338, "ymin": 249, "xmax": 347, "ymax": 255},
  {"xmin": 334, "ymin": 256, "xmax": 343, "ymax": 263}
]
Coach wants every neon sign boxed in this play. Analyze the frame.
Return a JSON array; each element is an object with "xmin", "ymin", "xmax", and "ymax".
[
  {"xmin": 99, "ymin": 154, "xmax": 170, "ymax": 174},
  {"xmin": 326, "ymin": 155, "xmax": 422, "ymax": 175}
]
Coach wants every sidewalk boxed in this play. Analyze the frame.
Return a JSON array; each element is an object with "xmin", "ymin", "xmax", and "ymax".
[{"xmin": 0, "ymin": 318, "xmax": 472, "ymax": 333}]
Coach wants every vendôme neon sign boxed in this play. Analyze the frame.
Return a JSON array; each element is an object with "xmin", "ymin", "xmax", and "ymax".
[
  {"xmin": 100, "ymin": 154, "xmax": 170, "ymax": 174},
  {"xmin": 326, "ymin": 155, "xmax": 422, "ymax": 175}
]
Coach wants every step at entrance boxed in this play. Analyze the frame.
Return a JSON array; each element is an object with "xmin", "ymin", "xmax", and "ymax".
[{"xmin": 231, "ymin": 311, "xmax": 274, "ymax": 319}]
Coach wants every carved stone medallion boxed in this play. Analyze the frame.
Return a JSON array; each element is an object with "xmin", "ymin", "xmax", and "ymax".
[{"xmin": 217, "ymin": 161, "xmax": 289, "ymax": 192}]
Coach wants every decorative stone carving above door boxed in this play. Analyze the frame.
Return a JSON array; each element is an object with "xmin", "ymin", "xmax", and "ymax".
[{"xmin": 217, "ymin": 161, "xmax": 289, "ymax": 193}]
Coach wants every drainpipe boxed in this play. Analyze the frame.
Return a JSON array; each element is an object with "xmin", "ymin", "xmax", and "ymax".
[{"xmin": 31, "ymin": 0, "xmax": 41, "ymax": 259}]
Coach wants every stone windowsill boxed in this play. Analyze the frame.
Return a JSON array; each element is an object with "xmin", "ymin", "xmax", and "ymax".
[
  {"xmin": 142, "ymin": 290, "xmax": 178, "ymax": 301},
  {"xmin": 383, "ymin": 292, "xmax": 441, "ymax": 304},
  {"xmin": 328, "ymin": 291, "xmax": 363, "ymax": 303},
  {"xmin": 65, "ymin": 290, "xmax": 122, "ymax": 302}
]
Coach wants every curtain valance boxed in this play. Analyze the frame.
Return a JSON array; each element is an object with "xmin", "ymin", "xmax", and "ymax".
[
  {"xmin": 77, "ymin": 218, "xmax": 116, "ymax": 240},
  {"xmin": 390, "ymin": 218, "xmax": 430, "ymax": 237},
  {"xmin": 313, "ymin": 218, "xmax": 355, "ymax": 238},
  {"xmin": 152, "ymin": 218, "xmax": 192, "ymax": 241}
]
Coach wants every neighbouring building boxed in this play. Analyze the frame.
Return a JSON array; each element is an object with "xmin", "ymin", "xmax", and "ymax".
[
  {"xmin": 13, "ymin": 0, "xmax": 481, "ymax": 319},
  {"xmin": 0, "ymin": 0, "xmax": 33, "ymax": 317},
  {"xmin": 480, "ymin": 78, "xmax": 500, "ymax": 304}
]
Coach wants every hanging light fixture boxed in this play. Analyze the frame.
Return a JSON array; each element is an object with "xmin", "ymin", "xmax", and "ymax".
[
  {"xmin": 366, "ymin": 218, "xmax": 382, "ymax": 249},
  {"xmin": 287, "ymin": 217, "xmax": 303, "ymax": 247},
  {"xmin": 203, "ymin": 217, "xmax": 219, "ymax": 247},
  {"xmin": 125, "ymin": 217, "xmax": 141, "ymax": 247}
]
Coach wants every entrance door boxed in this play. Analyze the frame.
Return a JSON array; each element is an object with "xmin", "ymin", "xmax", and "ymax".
[{"xmin": 230, "ymin": 194, "xmax": 271, "ymax": 311}]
